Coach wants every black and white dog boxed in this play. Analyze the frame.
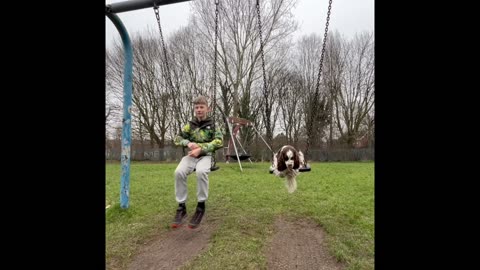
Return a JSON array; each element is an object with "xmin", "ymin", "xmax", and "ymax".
[{"xmin": 270, "ymin": 145, "xmax": 305, "ymax": 193}]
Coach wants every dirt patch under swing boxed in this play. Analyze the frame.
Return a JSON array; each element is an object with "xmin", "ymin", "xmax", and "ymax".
[
  {"xmin": 265, "ymin": 216, "xmax": 345, "ymax": 270},
  {"xmin": 127, "ymin": 219, "xmax": 218, "ymax": 270}
]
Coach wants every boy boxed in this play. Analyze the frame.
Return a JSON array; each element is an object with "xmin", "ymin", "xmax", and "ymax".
[{"xmin": 172, "ymin": 96, "xmax": 223, "ymax": 228}]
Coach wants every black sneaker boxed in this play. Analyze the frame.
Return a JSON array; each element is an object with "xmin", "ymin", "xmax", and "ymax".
[
  {"xmin": 188, "ymin": 207, "xmax": 205, "ymax": 229},
  {"xmin": 171, "ymin": 206, "xmax": 187, "ymax": 228}
]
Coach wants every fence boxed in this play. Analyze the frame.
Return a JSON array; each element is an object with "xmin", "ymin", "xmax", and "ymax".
[{"xmin": 105, "ymin": 145, "xmax": 374, "ymax": 162}]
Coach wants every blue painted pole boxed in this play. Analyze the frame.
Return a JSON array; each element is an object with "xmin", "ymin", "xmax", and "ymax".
[{"xmin": 106, "ymin": 12, "xmax": 133, "ymax": 209}]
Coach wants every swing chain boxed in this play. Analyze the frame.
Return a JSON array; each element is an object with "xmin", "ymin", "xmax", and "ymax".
[
  {"xmin": 154, "ymin": 3, "xmax": 182, "ymax": 132},
  {"xmin": 211, "ymin": 0, "xmax": 220, "ymax": 170},
  {"xmin": 153, "ymin": 5, "xmax": 173, "ymax": 91},
  {"xmin": 305, "ymin": 0, "xmax": 332, "ymax": 163},
  {"xmin": 213, "ymin": 0, "xmax": 219, "ymax": 121},
  {"xmin": 256, "ymin": 0, "xmax": 268, "ymax": 98},
  {"xmin": 314, "ymin": 0, "xmax": 332, "ymax": 94}
]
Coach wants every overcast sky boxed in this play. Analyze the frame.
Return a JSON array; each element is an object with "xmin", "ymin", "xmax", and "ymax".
[{"xmin": 106, "ymin": 0, "xmax": 374, "ymax": 48}]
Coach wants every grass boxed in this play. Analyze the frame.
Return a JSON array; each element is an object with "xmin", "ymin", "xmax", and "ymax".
[{"xmin": 106, "ymin": 161, "xmax": 374, "ymax": 270}]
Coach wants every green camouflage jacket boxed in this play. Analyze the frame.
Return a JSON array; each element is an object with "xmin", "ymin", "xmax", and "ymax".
[{"xmin": 174, "ymin": 117, "xmax": 223, "ymax": 156}]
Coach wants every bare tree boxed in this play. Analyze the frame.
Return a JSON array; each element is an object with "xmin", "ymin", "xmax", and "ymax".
[
  {"xmin": 276, "ymin": 68, "xmax": 303, "ymax": 146},
  {"xmin": 170, "ymin": 25, "xmax": 210, "ymax": 95},
  {"xmin": 294, "ymin": 33, "xmax": 331, "ymax": 150},
  {"xmin": 105, "ymin": 79, "xmax": 122, "ymax": 139},
  {"xmin": 360, "ymin": 109, "xmax": 375, "ymax": 147},
  {"xmin": 323, "ymin": 31, "xmax": 347, "ymax": 146},
  {"xmin": 133, "ymin": 32, "xmax": 177, "ymax": 148},
  {"xmin": 106, "ymin": 46, "xmax": 128, "ymax": 140},
  {"xmin": 106, "ymin": 30, "xmax": 176, "ymax": 149},
  {"xmin": 335, "ymin": 31, "xmax": 375, "ymax": 147}
]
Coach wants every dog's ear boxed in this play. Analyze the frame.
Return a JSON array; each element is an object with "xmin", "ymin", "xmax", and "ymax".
[
  {"xmin": 277, "ymin": 151, "xmax": 286, "ymax": 171},
  {"xmin": 298, "ymin": 151, "xmax": 305, "ymax": 166},
  {"xmin": 293, "ymin": 148, "xmax": 300, "ymax": 169}
]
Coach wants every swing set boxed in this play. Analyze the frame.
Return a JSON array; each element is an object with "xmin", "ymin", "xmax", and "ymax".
[{"xmin": 106, "ymin": 0, "xmax": 332, "ymax": 208}]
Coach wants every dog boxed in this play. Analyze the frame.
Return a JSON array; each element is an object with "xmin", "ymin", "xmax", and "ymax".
[{"xmin": 270, "ymin": 145, "xmax": 305, "ymax": 193}]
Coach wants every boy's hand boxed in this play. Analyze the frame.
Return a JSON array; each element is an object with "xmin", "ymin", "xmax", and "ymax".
[
  {"xmin": 187, "ymin": 142, "xmax": 200, "ymax": 150},
  {"xmin": 188, "ymin": 147, "xmax": 202, "ymax": 157}
]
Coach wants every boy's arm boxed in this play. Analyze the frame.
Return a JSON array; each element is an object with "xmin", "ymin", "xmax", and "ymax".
[{"xmin": 174, "ymin": 124, "xmax": 191, "ymax": 147}]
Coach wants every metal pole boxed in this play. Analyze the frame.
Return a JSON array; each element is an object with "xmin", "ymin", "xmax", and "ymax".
[
  {"xmin": 253, "ymin": 125, "xmax": 274, "ymax": 153},
  {"xmin": 105, "ymin": 0, "xmax": 193, "ymax": 208},
  {"xmin": 106, "ymin": 0, "xmax": 192, "ymax": 14},
  {"xmin": 106, "ymin": 12, "xmax": 133, "ymax": 209},
  {"xmin": 226, "ymin": 121, "xmax": 243, "ymax": 172}
]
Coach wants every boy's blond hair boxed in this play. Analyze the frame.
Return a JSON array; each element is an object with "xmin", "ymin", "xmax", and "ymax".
[{"xmin": 192, "ymin": 95, "xmax": 209, "ymax": 106}]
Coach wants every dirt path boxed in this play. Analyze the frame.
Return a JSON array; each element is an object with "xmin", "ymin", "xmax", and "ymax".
[
  {"xmin": 265, "ymin": 216, "xmax": 345, "ymax": 270},
  {"xmin": 125, "ymin": 215, "xmax": 344, "ymax": 270},
  {"xmin": 127, "ymin": 219, "xmax": 218, "ymax": 270}
]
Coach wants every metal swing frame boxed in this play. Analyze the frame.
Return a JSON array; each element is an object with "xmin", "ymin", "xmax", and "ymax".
[
  {"xmin": 106, "ymin": 0, "xmax": 213, "ymax": 208},
  {"xmin": 224, "ymin": 117, "xmax": 253, "ymax": 172}
]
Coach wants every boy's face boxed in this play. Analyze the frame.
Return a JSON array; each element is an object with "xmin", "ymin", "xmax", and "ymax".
[{"xmin": 194, "ymin": 103, "xmax": 209, "ymax": 120}]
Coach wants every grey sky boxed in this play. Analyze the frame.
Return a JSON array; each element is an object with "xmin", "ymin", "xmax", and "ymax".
[{"xmin": 105, "ymin": 0, "xmax": 374, "ymax": 48}]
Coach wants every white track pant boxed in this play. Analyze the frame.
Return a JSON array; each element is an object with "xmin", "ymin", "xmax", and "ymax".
[{"xmin": 174, "ymin": 155, "xmax": 211, "ymax": 203}]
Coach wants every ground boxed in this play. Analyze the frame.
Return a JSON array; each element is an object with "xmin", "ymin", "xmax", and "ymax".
[
  {"xmin": 265, "ymin": 216, "xmax": 344, "ymax": 270},
  {"xmin": 126, "ymin": 216, "xmax": 344, "ymax": 270}
]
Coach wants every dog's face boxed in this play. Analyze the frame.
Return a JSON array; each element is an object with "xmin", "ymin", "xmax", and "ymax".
[{"xmin": 276, "ymin": 145, "xmax": 300, "ymax": 171}]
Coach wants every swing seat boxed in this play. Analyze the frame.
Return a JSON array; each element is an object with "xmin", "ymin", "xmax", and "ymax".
[
  {"xmin": 192, "ymin": 153, "xmax": 219, "ymax": 172},
  {"xmin": 229, "ymin": 154, "xmax": 251, "ymax": 161},
  {"xmin": 299, "ymin": 164, "xmax": 311, "ymax": 172},
  {"xmin": 268, "ymin": 164, "xmax": 311, "ymax": 174}
]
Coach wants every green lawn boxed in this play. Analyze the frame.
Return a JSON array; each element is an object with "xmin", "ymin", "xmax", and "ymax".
[{"xmin": 106, "ymin": 161, "xmax": 374, "ymax": 270}]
